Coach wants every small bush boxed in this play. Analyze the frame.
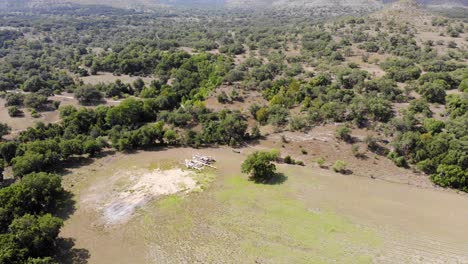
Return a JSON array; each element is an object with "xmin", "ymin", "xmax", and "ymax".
[
  {"xmin": 387, "ymin": 152, "xmax": 407, "ymax": 168},
  {"xmin": 217, "ymin": 91, "xmax": 229, "ymax": 104},
  {"xmin": 316, "ymin": 157, "xmax": 326, "ymax": 168},
  {"xmin": 31, "ymin": 109, "xmax": 41, "ymax": 118},
  {"xmin": 336, "ymin": 126, "xmax": 352, "ymax": 142},
  {"xmin": 8, "ymin": 106, "xmax": 22, "ymax": 117},
  {"xmin": 332, "ymin": 160, "xmax": 348, "ymax": 173},
  {"xmin": 351, "ymin": 144, "xmax": 360, "ymax": 157},
  {"xmin": 284, "ymin": 155, "xmax": 295, "ymax": 165}
]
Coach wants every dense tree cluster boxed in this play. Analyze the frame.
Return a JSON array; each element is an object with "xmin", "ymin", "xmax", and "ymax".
[{"xmin": 0, "ymin": 172, "xmax": 66, "ymax": 263}]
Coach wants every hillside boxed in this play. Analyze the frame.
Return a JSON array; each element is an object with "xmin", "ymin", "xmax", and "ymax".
[{"xmin": 1, "ymin": 0, "xmax": 466, "ymax": 10}]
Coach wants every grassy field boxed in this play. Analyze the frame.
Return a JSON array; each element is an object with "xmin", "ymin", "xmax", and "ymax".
[
  {"xmin": 60, "ymin": 148, "xmax": 380, "ymax": 263},
  {"xmin": 140, "ymin": 174, "xmax": 379, "ymax": 263},
  {"xmin": 59, "ymin": 147, "xmax": 468, "ymax": 263}
]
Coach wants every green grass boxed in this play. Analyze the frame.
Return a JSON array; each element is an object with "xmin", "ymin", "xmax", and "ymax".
[
  {"xmin": 215, "ymin": 175, "xmax": 380, "ymax": 263},
  {"xmin": 137, "ymin": 169, "xmax": 380, "ymax": 262}
]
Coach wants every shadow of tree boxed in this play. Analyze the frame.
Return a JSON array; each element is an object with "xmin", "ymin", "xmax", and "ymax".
[
  {"xmin": 0, "ymin": 178, "xmax": 16, "ymax": 188},
  {"xmin": 54, "ymin": 238, "xmax": 90, "ymax": 264},
  {"xmin": 54, "ymin": 150, "xmax": 116, "ymax": 176},
  {"xmin": 55, "ymin": 190, "xmax": 76, "ymax": 220},
  {"xmin": 368, "ymin": 144, "xmax": 389, "ymax": 156},
  {"xmin": 253, "ymin": 172, "xmax": 288, "ymax": 185}
]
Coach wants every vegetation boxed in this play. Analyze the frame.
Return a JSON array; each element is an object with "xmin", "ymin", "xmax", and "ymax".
[
  {"xmin": 241, "ymin": 151, "xmax": 279, "ymax": 183},
  {"xmin": 332, "ymin": 160, "xmax": 348, "ymax": 174},
  {"xmin": 0, "ymin": 172, "xmax": 66, "ymax": 263},
  {"xmin": 0, "ymin": 2, "xmax": 466, "ymax": 261}
]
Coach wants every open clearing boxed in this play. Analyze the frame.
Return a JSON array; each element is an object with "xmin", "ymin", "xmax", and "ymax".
[
  {"xmin": 80, "ymin": 72, "xmax": 156, "ymax": 85},
  {"xmin": 81, "ymin": 168, "xmax": 199, "ymax": 226},
  {"xmin": 60, "ymin": 147, "xmax": 468, "ymax": 264}
]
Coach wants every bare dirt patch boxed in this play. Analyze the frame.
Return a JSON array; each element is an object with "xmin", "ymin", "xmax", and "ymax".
[
  {"xmin": 82, "ymin": 168, "xmax": 199, "ymax": 226},
  {"xmin": 80, "ymin": 72, "xmax": 156, "ymax": 85}
]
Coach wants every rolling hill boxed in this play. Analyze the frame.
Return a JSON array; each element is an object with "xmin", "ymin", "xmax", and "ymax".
[{"xmin": 0, "ymin": 0, "xmax": 466, "ymax": 10}]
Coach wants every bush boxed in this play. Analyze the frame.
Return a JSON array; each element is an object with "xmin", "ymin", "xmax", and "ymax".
[
  {"xmin": 284, "ymin": 155, "xmax": 295, "ymax": 164},
  {"xmin": 31, "ymin": 110, "xmax": 41, "ymax": 118},
  {"xmin": 217, "ymin": 91, "xmax": 229, "ymax": 104},
  {"xmin": 336, "ymin": 126, "xmax": 352, "ymax": 142},
  {"xmin": 5, "ymin": 93, "xmax": 24, "ymax": 106},
  {"xmin": 74, "ymin": 85, "xmax": 103, "ymax": 105},
  {"xmin": 459, "ymin": 79, "xmax": 468, "ymax": 92},
  {"xmin": 24, "ymin": 94, "xmax": 47, "ymax": 110},
  {"xmin": 241, "ymin": 151, "xmax": 279, "ymax": 183},
  {"xmin": 419, "ymin": 81, "xmax": 447, "ymax": 104},
  {"xmin": 332, "ymin": 160, "xmax": 348, "ymax": 173},
  {"xmin": 351, "ymin": 144, "xmax": 360, "ymax": 157},
  {"xmin": 0, "ymin": 123, "xmax": 11, "ymax": 138},
  {"xmin": 8, "ymin": 106, "xmax": 21, "ymax": 117},
  {"xmin": 387, "ymin": 152, "xmax": 407, "ymax": 167},
  {"xmin": 431, "ymin": 164, "xmax": 468, "ymax": 192},
  {"xmin": 250, "ymin": 124, "xmax": 261, "ymax": 139},
  {"xmin": 316, "ymin": 157, "xmax": 326, "ymax": 168}
]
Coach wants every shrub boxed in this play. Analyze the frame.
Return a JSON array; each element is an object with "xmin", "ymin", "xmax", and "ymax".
[
  {"xmin": 459, "ymin": 79, "xmax": 468, "ymax": 92},
  {"xmin": 419, "ymin": 81, "xmax": 447, "ymax": 104},
  {"xmin": 336, "ymin": 126, "xmax": 352, "ymax": 142},
  {"xmin": 8, "ymin": 106, "xmax": 21, "ymax": 117},
  {"xmin": 431, "ymin": 164, "xmax": 468, "ymax": 192},
  {"xmin": 316, "ymin": 157, "xmax": 326, "ymax": 168},
  {"xmin": 351, "ymin": 144, "xmax": 360, "ymax": 157},
  {"xmin": 31, "ymin": 109, "xmax": 40, "ymax": 118},
  {"xmin": 241, "ymin": 150, "xmax": 279, "ymax": 183},
  {"xmin": 0, "ymin": 123, "xmax": 11, "ymax": 138},
  {"xmin": 387, "ymin": 152, "xmax": 407, "ymax": 167},
  {"xmin": 284, "ymin": 155, "xmax": 295, "ymax": 164},
  {"xmin": 5, "ymin": 93, "xmax": 24, "ymax": 106},
  {"xmin": 217, "ymin": 91, "xmax": 229, "ymax": 104},
  {"xmin": 332, "ymin": 160, "xmax": 348, "ymax": 173},
  {"xmin": 250, "ymin": 124, "xmax": 261, "ymax": 139},
  {"xmin": 74, "ymin": 85, "xmax": 103, "ymax": 105}
]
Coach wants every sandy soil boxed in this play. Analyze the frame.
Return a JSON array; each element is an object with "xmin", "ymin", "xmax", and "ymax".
[
  {"xmin": 80, "ymin": 72, "xmax": 156, "ymax": 85},
  {"xmin": 204, "ymin": 85, "xmax": 267, "ymax": 114},
  {"xmin": 81, "ymin": 168, "xmax": 198, "ymax": 226}
]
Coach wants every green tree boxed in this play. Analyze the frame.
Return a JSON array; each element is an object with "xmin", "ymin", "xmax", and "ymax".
[
  {"xmin": 431, "ymin": 165, "xmax": 468, "ymax": 192},
  {"xmin": 0, "ymin": 123, "xmax": 11, "ymax": 139},
  {"xmin": 9, "ymin": 214, "xmax": 63, "ymax": 258},
  {"xmin": 23, "ymin": 76, "xmax": 46, "ymax": 93},
  {"xmin": 24, "ymin": 94, "xmax": 48, "ymax": 110},
  {"xmin": 133, "ymin": 78, "xmax": 145, "ymax": 93},
  {"xmin": 74, "ymin": 85, "xmax": 103, "ymax": 105},
  {"xmin": 241, "ymin": 151, "xmax": 279, "ymax": 183},
  {"xmin": 419, "ymin": 80, "xmax": 448, "ymax": 104},
  {"xmin": 0, "ymin": 142, "xmax": 18, "ymax": 164}
]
